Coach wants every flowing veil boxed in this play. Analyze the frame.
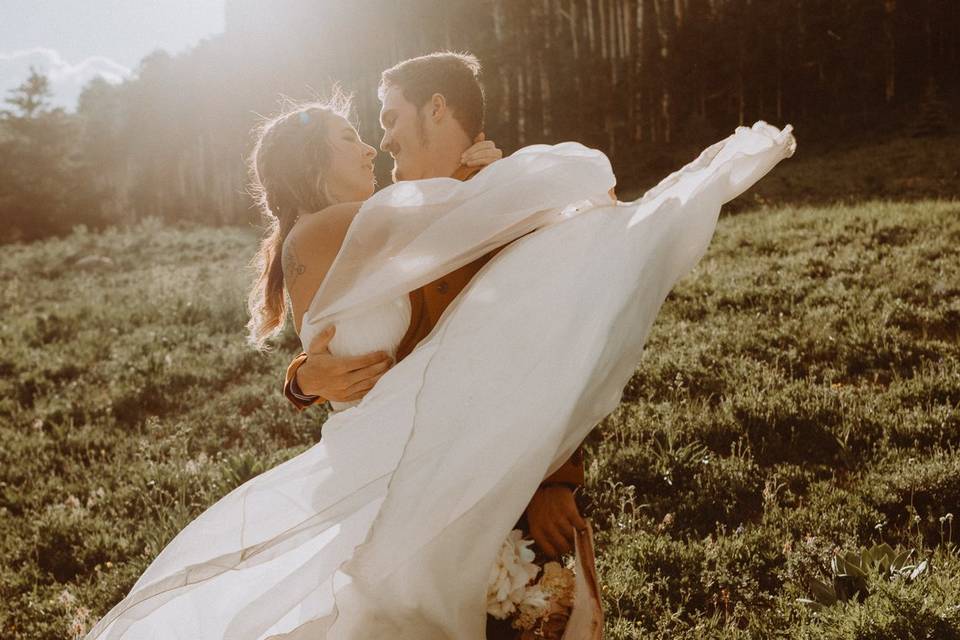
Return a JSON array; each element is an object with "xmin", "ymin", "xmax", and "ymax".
[{"xmin": 86, "ymin": 122, "xmax": 795, "ymax": 639}]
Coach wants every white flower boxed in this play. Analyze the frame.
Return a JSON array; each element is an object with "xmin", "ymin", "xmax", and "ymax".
[
  {"xmin": 184, "ymin": 452, "xmax": 209, "ymax": 475},
  {"xmin": 486, "ymin": 529, "xmax": 542, "ymax": 620}
]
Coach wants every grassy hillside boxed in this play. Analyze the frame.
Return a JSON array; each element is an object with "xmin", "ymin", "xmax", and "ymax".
[
  {"xmin": 592, "ymin": 199, "xmax": 960, "ymax": 638},
  {"xmin": 1, "ymin": 201, "xmax": 958, "ymax": 639}
]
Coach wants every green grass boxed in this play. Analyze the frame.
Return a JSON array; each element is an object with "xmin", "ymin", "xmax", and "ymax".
[{"xmin": 1, "ymin": 201, "xmax": 959, "ymax": 639}]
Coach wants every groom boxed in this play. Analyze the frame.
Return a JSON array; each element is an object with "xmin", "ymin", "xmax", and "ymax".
[{"xmin": 282, "ymin": 52, "xmax": 589, "ymax": 561}]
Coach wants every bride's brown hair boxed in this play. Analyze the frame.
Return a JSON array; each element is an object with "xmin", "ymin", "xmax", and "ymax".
[{"xmin": 246, "ymin": 95, "xmax": 351, "ymax": 350}]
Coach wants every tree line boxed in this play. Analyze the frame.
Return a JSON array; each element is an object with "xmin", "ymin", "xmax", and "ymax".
[{"xmin": 1, "ymin": 0, "xmax": 956, "ymax": 243}]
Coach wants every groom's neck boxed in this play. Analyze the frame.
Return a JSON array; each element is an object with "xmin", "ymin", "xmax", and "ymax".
[{"xmin": 421, "ymin": 128, "xmax": 473, "ymax": 179}]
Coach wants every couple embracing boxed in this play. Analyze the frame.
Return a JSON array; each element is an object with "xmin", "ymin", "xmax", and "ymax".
[{"xmin": 86, "ymin": 52, "xmax": 795, "ymax": 639}]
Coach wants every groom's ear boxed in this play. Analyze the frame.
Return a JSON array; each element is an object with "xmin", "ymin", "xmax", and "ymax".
[{"xmin": 428, "ymin": 93, "xmax": 447, "ymax": 122}]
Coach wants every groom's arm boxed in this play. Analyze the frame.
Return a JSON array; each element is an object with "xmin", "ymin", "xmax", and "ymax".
[
  {"xmin": 283, "ymin": 325, "xmax": 393, "ymax": 409},
  {"xmin": 284, "ymin": 353, "xmax": 324, "ymax": 410}
]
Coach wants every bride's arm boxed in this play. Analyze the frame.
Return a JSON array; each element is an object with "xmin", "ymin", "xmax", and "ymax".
[{"xmin": 459, "ymin": 133, "xmax": 502, "ymax": 167}]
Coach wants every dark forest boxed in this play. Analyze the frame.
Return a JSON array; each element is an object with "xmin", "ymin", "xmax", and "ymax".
[{"xmin": 1, "ymin": 0, "xmax": 957, "ymax": 241}]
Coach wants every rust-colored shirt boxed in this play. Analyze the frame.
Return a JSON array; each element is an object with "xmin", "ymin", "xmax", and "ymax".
[
  {"xmin": 396, "ymin": 248, "xmax": 501, "ymax": 361},
  {"xmin": 395, "ymin": 167, "xmax": 497, "ymax": 361}
]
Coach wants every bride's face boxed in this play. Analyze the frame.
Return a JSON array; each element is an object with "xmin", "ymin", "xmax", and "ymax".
[{"xmin": 324, "ymin": 115, "xmax": 377, "ymax": 202}]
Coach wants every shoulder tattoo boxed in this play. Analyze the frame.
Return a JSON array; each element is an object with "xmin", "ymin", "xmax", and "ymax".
[{"xmin": 282, "ymin": 240, "xmax": 306, "ymax": 287}]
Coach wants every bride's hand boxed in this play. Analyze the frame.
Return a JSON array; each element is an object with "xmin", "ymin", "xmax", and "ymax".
[
  {"xmin": 526, "ymin": 484, "xmax": 587, "ymax": 558},
  {"xmin": 460, "ymin": 132, "xmax": 502, "ymax": 167}
]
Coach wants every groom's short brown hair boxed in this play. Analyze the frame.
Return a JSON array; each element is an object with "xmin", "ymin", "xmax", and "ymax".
[{"xmin": 379, "ymin": 51, "xmax": 485, "ymax": 139}]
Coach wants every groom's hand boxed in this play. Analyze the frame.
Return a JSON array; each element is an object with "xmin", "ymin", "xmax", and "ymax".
[
  {"xmin": 527, "ymin": 484, "xmax": 587, "ymax": 559},
  {"xmin": 296, "ymin": 326, "xmax": 393, "ymax": 403}
]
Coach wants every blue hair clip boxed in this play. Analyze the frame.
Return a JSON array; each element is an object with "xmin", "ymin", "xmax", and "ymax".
[{"xmin": 299, "ymin": 111, "xmax": 310, "ymax": 125}]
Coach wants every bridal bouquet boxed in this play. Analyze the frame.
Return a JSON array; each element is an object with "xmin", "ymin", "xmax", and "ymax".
[{"xmin": 486, "ymin": 529, "xmax": 577, "ymax": 637}]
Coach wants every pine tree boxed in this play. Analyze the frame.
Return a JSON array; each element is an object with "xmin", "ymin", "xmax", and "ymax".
[
  {"xmin": 0, "ymin": 69, "xmax": 100, "ymax": 242},
  {"xmin": 1, "ymin": 67, "xmax": 51, "ymax": 118},
  {"xmin": 912, "ymin": 78, "xmax": 951, "ymax": 137}
]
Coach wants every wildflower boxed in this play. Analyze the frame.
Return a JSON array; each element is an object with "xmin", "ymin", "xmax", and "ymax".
[
  {"xmin": 657, "ymin": 512, "xmax": 674, "ymax": 532},
  {"xmin": 184, "ymin": 452, "xmax": 209, "ymax": 475},
  {"xmin": 69, "ymin": 606, "xmax": 91, "ymax": 639},
  {"xmin": 86, "ymin": 487, "xmax": 106, "ymax": 508},
  {"xmin": 57, "ymin": 589, "xmax": 76, "ymax": 607}
]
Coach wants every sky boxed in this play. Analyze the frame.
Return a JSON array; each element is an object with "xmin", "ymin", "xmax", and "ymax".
[{"xmin": 0, "ymin": 0, "xmax": 225, "ymax": 111}]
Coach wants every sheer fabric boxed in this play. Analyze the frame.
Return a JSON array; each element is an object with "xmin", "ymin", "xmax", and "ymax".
[
  {"xmin": 86, "ymin": 122, "xmax": 795, "ymax": 640},
  {"xmin": 325, "ymin": 295, "xmax": 412, "ymax": 412},
  {"xmin": 299, "ymin": 141, "xmax": 616, "ymax": 346}
]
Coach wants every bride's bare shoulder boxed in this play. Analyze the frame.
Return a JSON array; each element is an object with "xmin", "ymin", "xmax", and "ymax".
[
  {"xmin": 288, "ymin": 202, "xmax": 361, "ymax": 244},
  {"xmin": 282, "ymin": 202, "xmax": 362, "ymax": 307},
  {"xmin": 284, "ymin": 202, "xmax": 360, "ymax": 261}
]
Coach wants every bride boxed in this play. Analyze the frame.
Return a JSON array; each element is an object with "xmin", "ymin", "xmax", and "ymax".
[{"xmin": 85, "ymin": 99, "xmax": 795, "ymax": 638}]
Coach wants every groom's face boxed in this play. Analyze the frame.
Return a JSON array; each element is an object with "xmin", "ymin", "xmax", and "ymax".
[{"xmin": 379, "ymin": 85, "xmax": 430, "ymax": 182}]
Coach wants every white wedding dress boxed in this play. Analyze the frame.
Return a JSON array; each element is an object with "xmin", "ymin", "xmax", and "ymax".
[
  {"xmin": 324, "ymin": 295, "xmax": 412, "ymax": 412},
  {"xmin": 86, "ymin": 122, "xmax": 795, "ymax": 640}
]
